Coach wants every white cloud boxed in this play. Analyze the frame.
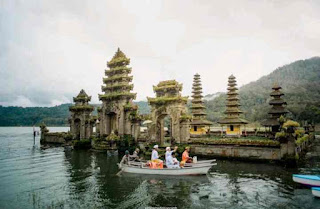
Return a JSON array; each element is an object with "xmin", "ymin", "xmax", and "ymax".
[
  {"xmin": 0, "ymin": 95, "xmax": 34, "ymax": 107},
  {"xmin": 0, "ymin": 0, "xmax": 319, "ymax": 106}
]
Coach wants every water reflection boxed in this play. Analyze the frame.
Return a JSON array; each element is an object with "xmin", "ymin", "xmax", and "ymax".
[{"xmin": 1, "ymin": 127, "xmax": 320, "ymax": 209}]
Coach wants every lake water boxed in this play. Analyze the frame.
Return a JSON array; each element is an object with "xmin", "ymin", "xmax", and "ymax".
[{"xmin": 0, "ymin": 127, "xmax": 319, "ymax": 209}]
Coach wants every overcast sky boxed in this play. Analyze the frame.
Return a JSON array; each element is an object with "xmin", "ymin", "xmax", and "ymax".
[{"xmin": 1, "ymin": 0, "xmax": 319, "ymax": 107}]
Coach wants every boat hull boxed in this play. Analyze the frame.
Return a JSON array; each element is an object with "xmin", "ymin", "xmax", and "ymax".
[
  {"xmin": 293, "ymin": 175, "xmax": 320, "ymax": 187},
  {"xmin": 312, "ymin": 187, "xmax": 320, "ymax": 198},
  {"xmin": 121, "ymin": 164, "xmax": 212, "ymax": 175}
]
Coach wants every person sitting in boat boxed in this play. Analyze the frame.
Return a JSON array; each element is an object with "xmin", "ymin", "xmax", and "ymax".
[
  {"xmin": 151, "ymin": 145, "xmax": 160, "ymax": 160},
  {"xmin": 131, "ymin": 148, "xmax": 141, "ymax": 161},
  {"xmin": 165, "ymin": 146, "xmax": 178, "ymax": 163},
  {"xmin": 120, "ymin": 150, "xmax": 130, "ymax": 166},
  {"xmin": 150, "ymin": 145, "xmax": 163, "ymax": 168},
  {"xmin": 166, "ymin": 152, "xmax": 180, "ymax": 169},
  {"xmin": 172, "ymin": 152, "xmax": 179, "ymax": 165},
  {"xmin": 182, "ymin": 147, "xmax": 193, "ymax": 163}
]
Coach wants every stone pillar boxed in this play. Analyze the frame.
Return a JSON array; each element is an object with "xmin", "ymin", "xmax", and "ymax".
[
  {"xmin": 80, "ymin": 119, "xmax": 85, "ymax": 140},
  {"xmin": 106, "ymin": 115, "xmax": 111, "ymax": 135},
  {"xmin": 180, "ymin": 121, "xmax": 190, "ymax": 143},
  {"xmin": 96, "ymin": 121, "xmax": 100, "ymax": 137},
  {"xmin": 159, "ymin": 119, "xmax": 165, "ymax": 145},
  {"xmin": 85, "ymin": 122, "xmax": 91, "ymax": 138},
  {"xmin": 280, "ymin": 136, "xmax": 296, "ymax": 159},
  {"xmin": 132, "ymin": 122, "xmax": 140, "ymax": 142},
  {"xmin": 100, "ymin": 112, "xmax": 106, "ymax": 136},
  {"xmin": 124, "ymin": 112, "xmax": 131, "ymax": 135},
  {"xmin": 118, "ymin": 110, "xmax": 125, "ymax": 135},
  {"xmin": 172, "ymin": 118, "xmax": 181, "ymax": 144}
]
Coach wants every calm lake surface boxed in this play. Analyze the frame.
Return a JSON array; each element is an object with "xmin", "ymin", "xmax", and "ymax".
[{"xmin": 0, "ymin": 127, "xmax": 320, "ymax": 209}]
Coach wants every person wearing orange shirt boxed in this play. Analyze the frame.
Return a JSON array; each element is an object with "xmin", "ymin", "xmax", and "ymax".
[{"xmin": 182, "ymin": 147, "xmax": 193, "ymax": 163}]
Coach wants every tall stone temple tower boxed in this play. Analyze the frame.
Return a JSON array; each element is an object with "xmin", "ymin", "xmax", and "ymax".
[
  {"xmin": 190, "ymin": 73, "xmax": 212, "ymax": 135},
  {"xmin": 69, "ymin": 89, "xmax": 95, "ymax": 140},
  {"xmin": 147, "ymin": 80, "xmax": 190, "ymax": 144},
  {"xmin": 262, "ymin": 84, "xmax": 288, "ymax": 133},
  {"xmin": 98, "ymin": 48, "xmax": 140, "ymax": 139},
  {"xmin": 218, "ymin": 75, "xmax": 247, "ymax": 136}
]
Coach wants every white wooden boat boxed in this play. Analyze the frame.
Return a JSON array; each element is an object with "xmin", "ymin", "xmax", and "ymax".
[
  {"xmin": 128, "ymin": 159, "xmax": 216, "ymax": 167},
  {"xmin": 119, "ymin": 163, "xmax": 214, "ymax": 175},
  {"xmin": 292, "ymin": 174, "xmax": 320, "ymax": 187},
  {"xmin": 185, "ymin": 159, "xmax": 216, "ymax": 166},
  {"xmin": 312, "ymin": 187, "xmax": 320, "ymax": 198}
]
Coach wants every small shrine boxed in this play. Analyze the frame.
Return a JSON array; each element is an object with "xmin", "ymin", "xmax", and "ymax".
[
  {"xmin": 69, "ymin": 89, "xmax": 95, "ymax": 140},
  {"xmin": 218, "ymin": 75, "xmax": 247, "ymax": 136},
  {"xmin": 190, "ymin": 73, "xmax": 212, "ymax": 135},
  {"xmin": 147, "ymin": 80, "xmax": 191, "ymax": 145},
  {"xmin": 262, "ymin": 84, "xmax": 288, "ymax": 133},
  {"xmin": 98, "ymin": 48, "xmax": 141, "ymax": 139}
]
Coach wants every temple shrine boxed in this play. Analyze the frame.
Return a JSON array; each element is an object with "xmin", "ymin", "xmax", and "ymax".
[
  {"xmin": 98, "ymin": 48, "xmax": 141, "ymax": 139},
  {"xmin": 69, "ymin": 89, "xmax": 95, "ymax": 140},
  {"xmin": 218, "ymin": 75, "xmax": 247, "ymax": 136},
  {"xmin": 262, "ymin": 84, "xmax": 288, "ymax": 133},
  {"xmin": 190, "ymin": 73, "xmax": 212, "ymax": 135}
]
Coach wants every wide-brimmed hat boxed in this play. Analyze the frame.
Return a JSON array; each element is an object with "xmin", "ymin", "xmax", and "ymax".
[{"xmin": 153, "ymin": 145, "xmax": 159, "ymax": 149}]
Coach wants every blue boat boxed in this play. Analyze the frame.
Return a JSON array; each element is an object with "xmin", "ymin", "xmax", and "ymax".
[
  {"xmin": 312, "ymin": 187, "xmax": 320, "ymax": 197},
  {"xmin": 292, "ymin": 175, "xmax": 320, "ymax": 187}
]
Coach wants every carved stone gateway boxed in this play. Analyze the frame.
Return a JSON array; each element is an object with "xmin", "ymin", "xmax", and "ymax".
[{"xmin": 147, "ymin": 80, "xmax": 191, "ymax": 145}]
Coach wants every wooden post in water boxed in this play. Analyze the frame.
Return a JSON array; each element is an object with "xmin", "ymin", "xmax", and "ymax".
[{"xmin": 33, "ymin": 126, "xmax": 36, "ymax": 145}]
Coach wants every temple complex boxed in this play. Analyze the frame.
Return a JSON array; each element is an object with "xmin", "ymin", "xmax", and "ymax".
[
  {"xmin": 262, "ymin": 84, "xmax": 288, "ymax": 133},
  {"xmin": 98, "ymin": 48, "xmax": 140, "ymax": 139},
  {"xmin": 69, "ymin": 89, "xmax": 95, "ymax": 140},
  {"xmin": 147, "ymin": 80, "xmax": 191, "ymax": 145},
  {"xmin": 190, "ymin": 73, "xmax": 212, "ymax": 135},
  {"xmin": 218, "ymin": 75, "xmax": 247, "ymax": 136},
  {"xmin": 38, "ymin": 48, "xmax": 313, "ymax": 163}
]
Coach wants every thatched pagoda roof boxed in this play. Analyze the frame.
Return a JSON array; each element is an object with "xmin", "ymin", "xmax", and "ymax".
[
  {"xmin": 218, "ymin": 117, "xmax": 248, "ymax": 124},
  {"xmin": 191, "ymin": 119, "xmax": 213, "ymax": 126},
  {"xmin": 73, "ymin": 89, "xmax": 91, "ymax": 103}
]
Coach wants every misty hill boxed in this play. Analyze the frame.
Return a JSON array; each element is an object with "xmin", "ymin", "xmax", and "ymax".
[{"xmin": 205, "ymin": 57, "xmax": 320, "ymax": 124}]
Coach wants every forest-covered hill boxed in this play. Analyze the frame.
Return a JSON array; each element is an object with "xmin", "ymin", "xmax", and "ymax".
[
  {"xmin": 205, "ymin": 57, "xmax": 320, "ymax": 124},
  {"xmin": 0, "ymin": 57, "xmax": 319, "ymax": 126},
  {"xmin": 0, "ymin": 104, "xmax": 71, "ymax": 126}
]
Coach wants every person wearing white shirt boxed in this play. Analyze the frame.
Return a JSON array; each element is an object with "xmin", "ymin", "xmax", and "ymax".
[
  {"xmin": 166, "ymin": 152, "xmax": 180, "ymax": 169},
  {"xmin": 165, "ymin": 146, "xmax": 178, "ymax": 165},
  {"xmin": 151, "ymin": 145, "xmax": 159, "ymax": 160}
]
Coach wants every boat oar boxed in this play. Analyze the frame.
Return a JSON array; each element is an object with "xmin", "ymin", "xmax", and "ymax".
[
  {"xmin": 116, "ymin": 163, "xmax": 123, "ymax": 176},
  {"xmin": 116, "ymin": 169, "xmax": 123, "ymax": 177}
]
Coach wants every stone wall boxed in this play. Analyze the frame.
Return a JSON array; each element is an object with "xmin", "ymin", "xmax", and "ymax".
[
  {"xmin": 41, "ymin": 132, "xmax": 67, "ymax": 144},
  {"xmin": 191, "ymin": 144, "xmax": 282, "ymax": 160}
]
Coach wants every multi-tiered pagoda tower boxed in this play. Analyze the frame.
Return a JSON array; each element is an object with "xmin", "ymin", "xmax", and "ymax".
[
  {"xmin": 218, "ymin": 75, "xmax": 247, "ymax": 136},
  {"xmin": 69, "ymin": 89, "xmax": 95, "ymax": 140},
  {"xmin": 262, "ymin": 84, "xmax": 288, "ymax": 133},
  {"xmin": 98, "ymin": 48, "xmax": 140, "ymax": 138},
  {"xmin": 190, "ymin": 73, "xmax": 212, "ymax": 135}
]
